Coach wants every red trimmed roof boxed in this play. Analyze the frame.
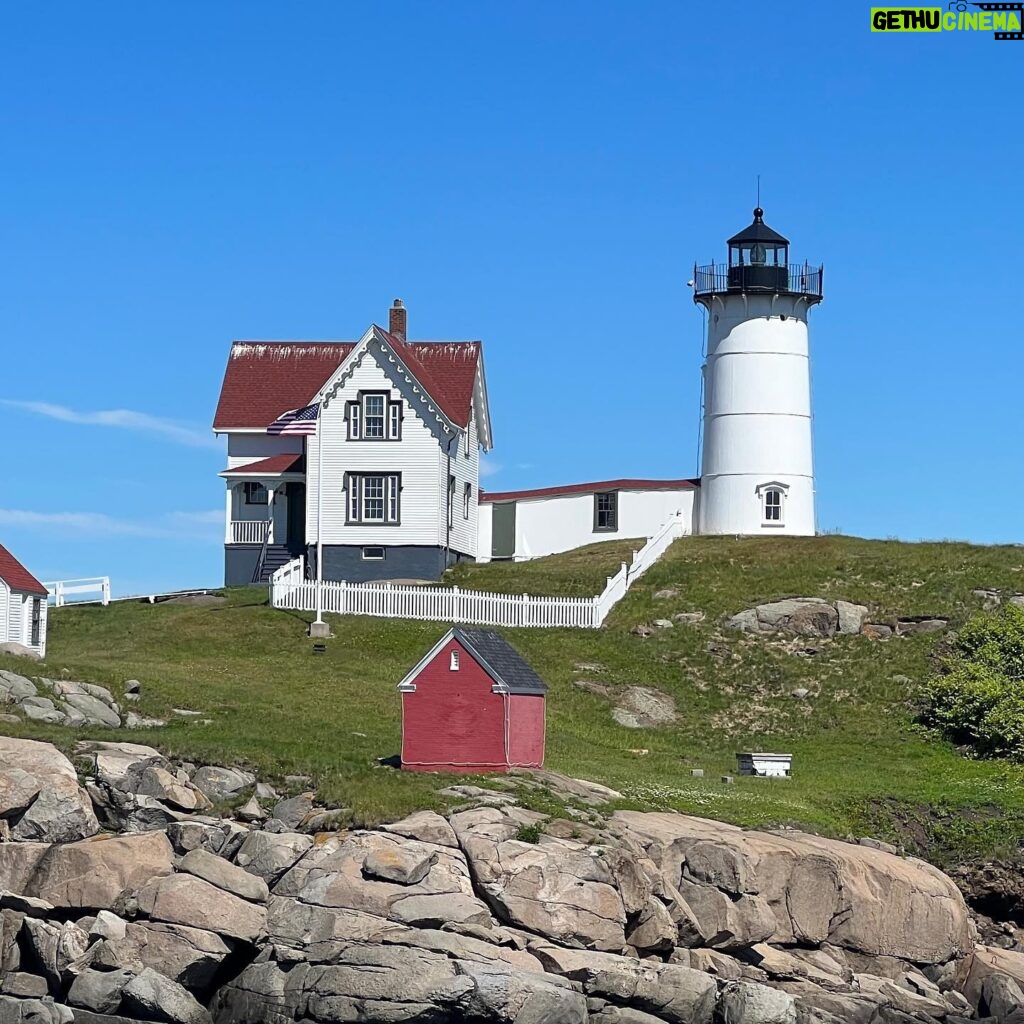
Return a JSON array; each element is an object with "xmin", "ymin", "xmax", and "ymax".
[
  {"xmin": 220, "ymin": 454, "xmax": 306, "ymax": 476},
  {"xmin": 480, "ymin": 478, "xmax": 700, "ymax": 503},
  {"xmin": 0, "ymin": 544, "xmax": 48, "ymax": 597},
  {"xmin": 213, "ymin": 332, "xmax": 481, "ymax": 430}
]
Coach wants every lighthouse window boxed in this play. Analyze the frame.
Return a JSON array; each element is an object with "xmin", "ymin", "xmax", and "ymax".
[
  {"xmin": 763, "ymin": 489, "xmax": 783, "ymax": 524},
  {"xmin": 594, "ymin": 491, "xmax": 619, "ymax": 532}
]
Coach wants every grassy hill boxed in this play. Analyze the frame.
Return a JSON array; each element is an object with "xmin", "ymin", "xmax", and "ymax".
[{"xmin": 6, "ymin": 534, "xmax": 1024, "ymax": 866}]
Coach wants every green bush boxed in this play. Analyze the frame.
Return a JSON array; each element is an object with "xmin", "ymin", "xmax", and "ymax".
[{"xmin": 920, "ymin": 603, "xmax": 1024, "ymax": 759}]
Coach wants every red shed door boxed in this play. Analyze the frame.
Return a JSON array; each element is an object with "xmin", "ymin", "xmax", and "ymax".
[{"xmin": 402, "ymin": 638, "xmax": 509, "ymax": 772}]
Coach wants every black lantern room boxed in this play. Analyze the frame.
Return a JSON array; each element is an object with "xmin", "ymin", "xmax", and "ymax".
[
  {"xmin": 726, "ymin": 208, "xmax": 789, "ymax": 292},
  {"xmin": 693, "ymin": 208, "xmax": 823, "ymax": 304}
]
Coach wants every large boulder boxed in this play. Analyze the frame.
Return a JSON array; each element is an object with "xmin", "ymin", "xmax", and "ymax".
[
  {"xmin": 121, "ymin": 967, "xmax": 212, "ymax": 1024},
  {"xmin": 451, "ymin": 807, "xmax": 628, "ymax": 951},
  {"xmin": 232, "ymin": 830, "xmax": 312, "ymax": 885},
  {"xmin": 615, "ymin": 812, "xmax": 972, "ymax": 965},
  {"xmin": 726, "ymin": 599, "xmax": 839, "ymax": 638},
  {"xmin": 179, "ymin": 849, "xmax": 269, "ymax": 903},
  {"xmin": 273, "ymin": 830, "xmax": 486, "ymax": 925},
  {"xmin": 190, "ymin": 766, "xmax": 254, "ymax": 804},
  {"xmin": 137, "ymin": 873, "xmax": 267, "ymax": 944},
  {"xmin": 0, "ymin": 831, "xmax": 174, "ymax": 910},
  {"xmin": 0, "ymin": 736, "xmax": 99, "ymax": 842},
  {"xmin": 381, "ymin": 810, "xmax": 459, "ymax": 849},
  {"xmin": 212, "ymin": 945, "xmax": 588, "ymax": 1023}
]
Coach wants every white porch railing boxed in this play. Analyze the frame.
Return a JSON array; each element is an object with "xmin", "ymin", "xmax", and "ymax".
[
  {"xmin": 270, "ymin": 512, "xmax": 686, "ymax": 629},
  {"xmin": 231, "ymin": 520, "xmax": 270, "ymax": 545},
  {"xmin": 45, "ymin": 577, "xmax": 111, "ymax": 608}
]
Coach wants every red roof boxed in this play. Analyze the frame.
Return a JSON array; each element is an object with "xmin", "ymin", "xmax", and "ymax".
[
  {"xmin": 220, "ymin": 454, "xmax": 306, "ymax": 476},
  {"xmin": 480, "ymin": 478, "xmax": 700, "ymax": 503},
  {"xmin": 213, "ymin": 331, "xmax": 480, "ymax": 431},
  {"xmin": 0, "ymin": 544, "xmax": 48, "ymax": 597}
]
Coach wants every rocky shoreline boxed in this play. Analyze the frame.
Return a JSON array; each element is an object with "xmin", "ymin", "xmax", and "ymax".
[{"xmin": 2, "ymin": 734, "xmax": 1024, "ymax": 1023}]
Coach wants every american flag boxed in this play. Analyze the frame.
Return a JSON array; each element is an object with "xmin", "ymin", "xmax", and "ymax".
[{"xmin": 267, "ymin": 402, "xmax": 320, "ymax": 435}]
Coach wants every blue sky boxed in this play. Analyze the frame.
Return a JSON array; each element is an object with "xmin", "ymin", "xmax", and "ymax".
[{"xmin": 1, "ymin": 3, "xmax": 1022, "ymax": 596}]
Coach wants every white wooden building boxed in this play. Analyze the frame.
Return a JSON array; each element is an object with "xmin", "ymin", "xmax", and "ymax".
[
  {"xmin": 213, "ymin": 300, "xmax": 493, "ymax": 585},
  {"xmin": 478, "ymin": 480, "xmax": 698, "ymax": 562},
  {"xmin": 0, "ymin": 543, "xmax": 48, "ymax": 658}
]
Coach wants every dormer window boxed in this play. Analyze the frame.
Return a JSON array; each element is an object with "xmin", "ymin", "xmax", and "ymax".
[
  {"xmin": 347, "ymin": 392, "xmax": 402, "ymax": 441},
  {"xmin": 756, "ymin": 482, "xmax": 788, "ymax": 527}
]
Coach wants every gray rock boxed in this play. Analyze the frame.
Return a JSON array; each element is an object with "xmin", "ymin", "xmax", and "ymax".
[
  {"xmin": 381, "ymin": 810, "xmax": 459, "ymax": 849},
  {"xmin": 0, "ymin": 994, "xmax": 68, "ymax": 1022},
  {"xmin": 0, "ymin": 768, "xmax": 42, "ymax": 818},
  {"xmin": 135, "ymin": 767, "xmax": 201, "ymax": 812},
  {"xmin": 23, "ymin": 916, "xmax": 89, "ymax": 989},
  {"xmin": 858, "ymin": 837, "xmax": 899, "ymax": 856},
  {"xmin": 836, "ymin": 601, "xmax": 869, "ymax": 636},
  {"xmin": 862, "ymin": 622, "xmax": 893, "ymax": 639},
  {"xmin": 90, "ymin": 910, "xmax": 128, "ymax": 942},
  {"xmin": 0, "ymin": 670, "xmax": 38, "ymax": 700},
  {"xmin": 625, "ymin": 896, "xmax": 677, "ymax": 953},
  {"xmin": 254, "ymin": 782, "xmax": 277, "ymax": 801},
  {"xmin": 271, "ymin": 792, "xmax": 315, "ymax": 828},
  {"xmin": 653, "ymin": 618, "xmax": 674, "ymax": 629},
  {"xmin": 895, "ymin": 617, "xmax": 948, "ymax": 635},
  {"xmin": 234, "ymin": 796, "xmax": 264, "ymax": 822},
  {"xmin": 791, "ymin": 688, "xmax": 810, "ymax": 700},
  {"xmin": 179, "ymin": 849, "xmax": 269, "ymax": 904},
  {"xmin": 189, "ymin": 766, "xmax": 254, "ymax": 804},
  {"xmin": 125, "ymin": 712, "xmax": 166, "ymax": 729},
  {"xmin": 726, "ymin": 608, "xmax": 761, "ymax": 632},
  {"xmin": 165, "ymin": 821, "xmax": 229, "ymax": 857},
  {"xmin": 0, "ymin": 972, "xmax": 48, "ymax": 998},
  {"xmin": 60, "ymin": 690, "xmax": 121, "ymax": 728},
  {"xmin": 653, "ymin": 588, "xmax": 679, "ymax": 600},
  {"xmin": 363, "ymin": 846, "xmax": 435, "ymax": 886},
  {"xmin": 124, "ymin": 679, "xmax": 141, "ymax": 694},
  {"xmin": 68, "ymin": 967, "xmax": 136, "ymax": 1014},
  {"xmin": 0, "ymin": 737, "xmax": 99, "ymax": 843},
  {"xmin": 121, "ymin": 967, "xmax": 212, "ymax": 1024},
  {"xmin": 673, "ymin": 611, "xmax": 706, "ymax": 625},
  {"xmin": 389, "ymin": 891, "xmax": 492, "ymax": 928},
  {"xmin": 718, "ymin": 980, "xmax": 797, "ymax": 1023},
  {"xmin": 0, "ymin": 893, "xmax": 55, "ymax": 918},
  {"xmin": 982, "ymin": 972, "xmax": 1024, "ymax": 1020},
  {"xmin": 136, "ymin": 873, "xmax": 267, "ymax": 943},
  {"xmin": 122, "ymin": 920, "xmax": 232, "ymax": 989},
  {"xmin": 21, "ymin": 702, "xmax": 66, "ymax": 725},
  {"xmin": 612, "ymin": 687, "xmax": 677, "ymax": 729},
  {"xmin": 232, "ymin": 830, "xmax": 312, "ymax": 885}
]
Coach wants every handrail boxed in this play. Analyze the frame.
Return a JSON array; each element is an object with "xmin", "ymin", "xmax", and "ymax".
[{"xmin": 250, "ymin": 520, "xmax": 272, "ymax": 584}]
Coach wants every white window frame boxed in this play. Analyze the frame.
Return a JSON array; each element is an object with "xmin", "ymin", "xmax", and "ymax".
[
  {"xmin": 388, "ymin": 402, "xmax": 402, "ymax": 440},
  {"xmin": 244, "ymin": 482, "xmax": 268, "ymax": 505},
  {"xmin": 756, "ymin": 481, "xmax": 788, "ymax": 527},
  {"xmin": 361, "ymin": 546, "xmax": 385, "ymax": 561},
  {"xmin": 347, "ymin": 473, "xmax": 401, "ymax": 524},
  {"xmin": 462, "ymin": 428, "xmax": 470, "ymax": 458},
  {"xmin": 450, "ymin": 650, "xmax": 460, "ymax": 671},
  {"xmin": 362, "ymin": 394, "xmax": 386, "ymax": 439},
  {"xmin": 463, "ymin": 482, "xmax": 472, "ymax": 520}
]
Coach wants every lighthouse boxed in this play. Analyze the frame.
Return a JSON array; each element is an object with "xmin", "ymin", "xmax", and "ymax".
[{"xmin": 693, "ymin": 208, "xmax": 823, "ymax": 536}]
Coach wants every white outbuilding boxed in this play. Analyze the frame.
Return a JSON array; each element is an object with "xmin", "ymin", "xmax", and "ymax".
[{"xmin": 0, "ymin": 543, "xmax": 48, "ymax": 659}]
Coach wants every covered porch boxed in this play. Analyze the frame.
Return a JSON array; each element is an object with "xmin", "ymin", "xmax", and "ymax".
[{"xmin": 220, "ymin": 455, "xmax": 307, "ymax": 584}]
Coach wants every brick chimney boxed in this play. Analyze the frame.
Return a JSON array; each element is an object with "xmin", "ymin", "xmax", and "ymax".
[{"xmin": 389, "ymin": 298, "xmax": 407, "ymax": 342}]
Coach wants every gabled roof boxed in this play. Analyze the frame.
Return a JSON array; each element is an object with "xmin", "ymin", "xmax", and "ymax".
[
  {"xmin": 481, "ymin": 478, "xmax": 699, "ymax": 503},
  {"xmin": 213, "ymin": 333, "xmax": 483, "ymax": 432},
  {"xmin": 219, "ymin": 454, "xmax": 306, "ymax": 477},
  {"xmin": 0, "ymin": 544, "xmax": 48, "ymax": 597},
  {"xmin": 398, "ymin": 627, "xmax": 547, "ymax": 696}
]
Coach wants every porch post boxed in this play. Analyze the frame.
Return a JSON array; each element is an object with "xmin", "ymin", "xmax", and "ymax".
[
  {"xmin": 224, "ymin": 484, "xmax": 233, "ymax": 545},
  {"xmin": 266, "ymin": 483, "xmax": 276, "ymax": 544}
]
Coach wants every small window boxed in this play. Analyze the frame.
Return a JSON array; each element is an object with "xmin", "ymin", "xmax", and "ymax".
[
  {"xmin": 757, "ymin": 482, "xmax": 788, "ymax": 526},
  {"xmin": 763, "ymin": 489, "xmax": 783, "ymax": 523},
  {"xmin": 244, "ymin": 482, "xmax": 268, "ymax": 505},
  {"xmin": 362, "ymin": 546, "xmax": 385, "ymax": 560},
  {"xmin": 463, "ymin": 482, "xmax": 472, "ymax": 520},
  {"xmin": 30, "ymin": 599, "xmax": 42, "ymax": 647},
  {"xmin": 450, "ymin": 650, "xmax": 460, "ymax": 671},
  {"xmin": 594, "ymin": 491, "xmax": 618, "ymax": 532},
  {"xmin": 388, "ymin": 402, "xmax": 402, "ymax": 440},
  {"xmin": 462, "ymin": 428, "xmax": 470, "ymax": 458},
  {"xmin": 448, "ymin": 474, "xmax": 456, "ymax": 529}
]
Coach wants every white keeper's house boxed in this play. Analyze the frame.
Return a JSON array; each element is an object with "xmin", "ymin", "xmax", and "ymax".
[
  {"xmin": 212, "ymin": 207, "xmax": 823, "ymax": 585},
  {"xmin": 0, "ymin": 543, "xmax": 48, "ymax": 658}
]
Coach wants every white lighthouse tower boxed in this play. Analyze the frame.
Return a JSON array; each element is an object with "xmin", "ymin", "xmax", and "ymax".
[{"xmin": 693, "ymin": 208, "xmax": 823, "ymax": 536}]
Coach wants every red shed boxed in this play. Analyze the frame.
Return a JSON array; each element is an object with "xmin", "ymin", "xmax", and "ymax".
[{"xmin": 398, "ymin": 627, "xmax": 547, "ymax": 772}]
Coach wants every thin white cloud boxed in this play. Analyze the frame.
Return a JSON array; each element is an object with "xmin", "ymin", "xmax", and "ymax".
[
  {"xmin": 480, "ymin": 458, "xmax": 503, "ymax": 479},
  {"xmin": 0, "ymin": 400, "xmax": 219, "ymax": 449},
  {"xmin": 0, "ymin": 508, "xmax": 223, "ymax": 542}
]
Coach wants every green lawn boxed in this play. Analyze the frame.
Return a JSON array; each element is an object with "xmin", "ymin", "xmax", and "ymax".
[{"xmin": 6, "ymin": 534, "xmax": 1024, "ymax": 865}]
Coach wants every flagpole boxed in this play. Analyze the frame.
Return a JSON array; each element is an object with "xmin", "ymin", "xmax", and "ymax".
[{"xmin": 311, "ymin": 399, "xmax": 327, "ymax": 637}]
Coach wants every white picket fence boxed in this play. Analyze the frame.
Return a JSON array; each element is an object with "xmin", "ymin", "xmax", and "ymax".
[
  {"xmin": 45, "ymin": 577, "xmax": 111, "ymax": 607},
  {"xmin": 270, "ymin": 512, "xmax": 685, "ymax": 629}
]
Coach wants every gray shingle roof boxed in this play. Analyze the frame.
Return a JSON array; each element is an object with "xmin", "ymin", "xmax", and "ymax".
[{"xmin": 454, "ymin": 628, "xmax": 547, "ymax": 695}]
